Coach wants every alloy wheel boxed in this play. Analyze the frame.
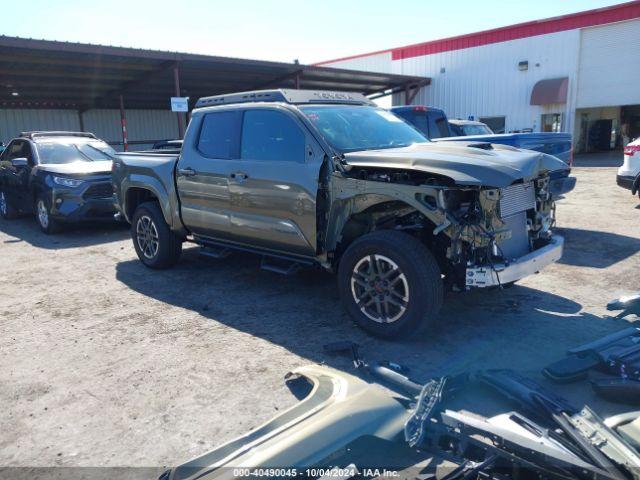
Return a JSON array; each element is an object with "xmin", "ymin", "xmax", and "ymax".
[
  {"xmin": 37, "ymin": 200, "xmax": 49, "ymax": 229},
  {"xmin": 350, "ymin": 254, "xmax": 410, "ymax": 323},
  {"xmin": 136, "ymin": 215, "xmax": 160, "ymax": 259}
]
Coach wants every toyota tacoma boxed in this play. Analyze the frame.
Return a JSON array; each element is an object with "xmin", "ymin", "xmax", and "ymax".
[{"xmin": 112, "ymin": 89, "xmax": 573, "ymax": 339}]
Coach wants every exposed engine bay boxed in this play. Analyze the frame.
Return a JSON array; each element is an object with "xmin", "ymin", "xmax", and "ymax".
[{"xmin": 332, "ymin": 162, "xmax": 564, "ymax": 289}]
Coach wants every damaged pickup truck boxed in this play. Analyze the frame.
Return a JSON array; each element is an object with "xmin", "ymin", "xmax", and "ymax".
[{"xmin": 112, "ymin": 89, "xmax": 574, "ymax": 338}]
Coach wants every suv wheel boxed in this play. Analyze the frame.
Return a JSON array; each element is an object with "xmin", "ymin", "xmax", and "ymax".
[
  {"xmin": 338, "ymin": 230, "xmax": 443, "ymax": 339},
  {"xmin": 0, "ymin": 189, "xmax": 17, "ymax": 220},
  {"xmin": 36, "ymin": 195, "xmax": 62, "ymax": 234},
  {"xmin": 131, "ymin": 202, "xmax": 182, "ymax": 269}
]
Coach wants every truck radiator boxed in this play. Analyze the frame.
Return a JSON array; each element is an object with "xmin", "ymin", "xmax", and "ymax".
[{"xmin": 499, "ymin": 182, "xmax": 536, "ymax": 218}]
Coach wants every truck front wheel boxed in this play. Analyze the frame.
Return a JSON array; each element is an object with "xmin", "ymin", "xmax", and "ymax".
[
  {"xmin": 338, "ymin": 230, "xmax": 443, "ymax": 339},
  {"xmin": 131, "ymin": 202, "xmax": 182, "ymax": 269}
]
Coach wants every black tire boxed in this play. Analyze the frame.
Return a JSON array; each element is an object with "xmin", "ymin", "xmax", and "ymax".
[
  {"xmin": 337, "ymin": 230, "xmax": 443, "ymax": 339},
  {"xmin": 35, "ymin": 194, "xmax": 62, "ymax": 234},
  {"xmin": 0, "ymin": 187, "xmax": 18, "ymax": 220},
  {"xmin": 131, "ymin": 201, "xmax": 182, "ymax": 269}
]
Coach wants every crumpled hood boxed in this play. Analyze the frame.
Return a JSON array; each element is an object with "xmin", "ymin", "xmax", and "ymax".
[
  {"xmin": 343, "ymin": 142, "xmax": 567, "ymax": 187},
  {"xmin": 37, "ymin": 160, "xmax": 112, "ymax": 176}
]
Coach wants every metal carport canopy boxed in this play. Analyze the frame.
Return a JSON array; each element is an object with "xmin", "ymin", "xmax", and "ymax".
[{"xmin": 0, "ymin": 35, "xmax": 430, "ymax": 110}]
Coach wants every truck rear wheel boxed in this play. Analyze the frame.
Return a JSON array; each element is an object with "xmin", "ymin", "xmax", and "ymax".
[
  {"xmin": 131, "ymin": 202, "xmax": 182, "ymax": 269},
  {"xmin": 337, "ymin": 230, "xmax": 443, "ymax": 339}
]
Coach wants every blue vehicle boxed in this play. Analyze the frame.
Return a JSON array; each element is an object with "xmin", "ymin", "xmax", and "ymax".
[
  {"xmin": 0, "ymin": 131, "xmax": 117, "ymax": 233},
  {"xmin": 390, "ymin": 106, "xmax": 574, "ymax": 167}
]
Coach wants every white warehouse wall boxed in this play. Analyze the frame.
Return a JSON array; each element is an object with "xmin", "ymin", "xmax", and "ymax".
[
  {"xmin": 323, "ymin": 30, "xmax": 582, "ymax": 135},
  {"xmin": 398, "ymin": 30, "xmax": 581, "ymax": 134}
]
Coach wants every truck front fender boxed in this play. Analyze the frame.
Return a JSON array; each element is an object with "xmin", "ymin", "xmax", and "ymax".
[{"xmin": 325, "ymin": 176, "xmax": 453, "ymax": 253}]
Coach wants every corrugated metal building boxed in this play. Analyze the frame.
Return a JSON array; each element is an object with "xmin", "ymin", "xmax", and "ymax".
[
  {"xmin": 317, "ymin": 1, "xmax": 640, "ymax": 153},
  {"xmin": 0, "ymin": 36, "xmax": 425, "ymax": 152},
  {"xmin": 0, "ymin": 109, "xmax": 178, "ymax": 151}
]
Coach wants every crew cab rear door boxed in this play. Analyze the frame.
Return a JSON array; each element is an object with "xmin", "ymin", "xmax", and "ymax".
[
  {"xmin": 227, "ymin": 107, "xmax": 322, "ymax": 256},
  {"xmin": 175, "ymin": 109, "xmax": 241, "ymax": 240}
]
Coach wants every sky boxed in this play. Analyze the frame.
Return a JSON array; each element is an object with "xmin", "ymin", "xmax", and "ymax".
[{"xmin": 1, "ymin": 0, "xmax": 627, "ymax": 64}]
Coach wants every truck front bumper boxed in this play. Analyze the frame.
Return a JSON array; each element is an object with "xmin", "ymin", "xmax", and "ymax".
[{"xmin": 465, "ymin": 235, "xmax": 564, "ymax": 288}]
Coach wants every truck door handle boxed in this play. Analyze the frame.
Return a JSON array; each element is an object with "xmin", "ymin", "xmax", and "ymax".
[
  {"xmin": 178, "ymin": 167, "xmax": 196, "ymax": 177},
  {"xmin": 230, "ymin": 172, "xmax": 249, "ymax": 182}
]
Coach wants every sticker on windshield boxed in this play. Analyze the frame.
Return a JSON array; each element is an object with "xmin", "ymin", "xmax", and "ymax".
[{"xmin": 375, "ymin": 110, "xmax": 403, "ymax": 122}]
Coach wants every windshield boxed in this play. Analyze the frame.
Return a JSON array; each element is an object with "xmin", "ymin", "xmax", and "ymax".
[
  {"xmin": 461, "ymin": 124, "xmax": 494, "ymax": 136},
  {"xmin": 300, "ymin": 105, "xmax": 427, "ymax": 152},
  {"xmin": 36, "ymin": 140, "xmax": 116, "ymax": 164}
]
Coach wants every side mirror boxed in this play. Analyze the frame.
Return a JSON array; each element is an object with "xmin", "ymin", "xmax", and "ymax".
[{"xmin": 11, "ymin": 157, "xmax": 28, "ymax": 168}]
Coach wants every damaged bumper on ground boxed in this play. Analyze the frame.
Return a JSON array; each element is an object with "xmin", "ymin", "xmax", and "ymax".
[{"xmin": 466, "ymin": 234, "xmax": 564, "ymax": 287}]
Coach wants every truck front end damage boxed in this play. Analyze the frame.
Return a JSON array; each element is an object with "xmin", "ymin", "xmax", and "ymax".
[
  {"xmin": 332, "ymin": 143, "xmax": 569, "ymax": 291},
  {"xmin": 416, "ymin": 176, "xmax": 564, "ymax": 289},
  {"xmin": 446, "ymin": 177, "xmax": 564, "ymax": 288}
]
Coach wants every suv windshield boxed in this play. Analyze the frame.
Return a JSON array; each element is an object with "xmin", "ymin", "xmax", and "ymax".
[
  {"xmin": 300, "ymin": 105, "xmax": 427, "ymax": 152},
  {"xmin": 36, "ymin": 140, "xmax": 116, "ymax": 164}
]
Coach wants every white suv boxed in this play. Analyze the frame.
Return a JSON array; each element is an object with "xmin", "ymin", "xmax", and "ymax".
[{"xmin": 618, "ymin": 138, "xmax": 640, "ymax": 195}]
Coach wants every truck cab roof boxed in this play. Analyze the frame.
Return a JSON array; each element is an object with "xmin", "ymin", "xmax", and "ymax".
[{"xmin": 195, "ymin": 89, "xmax": 375, "ymax": 109}]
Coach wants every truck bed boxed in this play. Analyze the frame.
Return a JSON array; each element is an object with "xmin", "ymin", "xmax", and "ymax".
[{"xmin": 112, "ymin": 151, "xmax": 182, "ymax": 228}]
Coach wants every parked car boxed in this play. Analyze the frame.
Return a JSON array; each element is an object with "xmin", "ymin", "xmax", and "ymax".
[
  {"xmin": 113, "ymin": 89, "xmax": 572, "ymax": 339},
  {"xmin": 617, "ymin": 138, "xmax": 640, "ymax": 196},
  {"xmin": 449, "ymin": 118, "xmax": 494, "ymax": 136},
  {"xmin": 0, "ymin": 131, "xmax": 117, "ymax": 233},
  {"xmin": 390, "ymin": 106, "xmax": 574, "ymax": 168},
  {"xmin": 0, "ymin": 142, "xmax": 5, "ymax": 155}
]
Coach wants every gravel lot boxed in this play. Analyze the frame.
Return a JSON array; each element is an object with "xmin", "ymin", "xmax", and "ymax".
[{"xmin": 1, "ymin": 159, "xmax": 639, "ymax": 468}]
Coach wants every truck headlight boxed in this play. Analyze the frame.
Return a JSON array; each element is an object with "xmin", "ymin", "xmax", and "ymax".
[{"xmin": 53, "ymin": 176, "xmax": 84, "ymax": 188}]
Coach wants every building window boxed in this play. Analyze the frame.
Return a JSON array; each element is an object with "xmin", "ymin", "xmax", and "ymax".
[
  {"xmin": 541, "ymin": 113, "xmax": 562, "ymax": 133},
  {"xmin": 479, "ymin": 116, "xmax": 506, "ymax": 134}
]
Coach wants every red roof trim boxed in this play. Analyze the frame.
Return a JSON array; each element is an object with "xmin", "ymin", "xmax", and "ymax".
[{"xmin": 315, "ymin": 1, "xmax": 640, "ymax": 65}]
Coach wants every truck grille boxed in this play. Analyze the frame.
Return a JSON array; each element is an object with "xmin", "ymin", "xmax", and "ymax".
[
  {"xmin": 83, "ymin": 182, "xmax": 113, "ymax": 200},
  {"xmin": 499, "ymin": 182, "xmax": 536, "ymax": 218}
]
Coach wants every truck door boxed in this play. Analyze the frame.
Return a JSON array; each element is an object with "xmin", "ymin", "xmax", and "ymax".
[
  {"xmin": 175, "ymin": 110, "xmax": 241, "ymax": 240},
  {"xmin": 227, "ymin": 108, "xmax": 321, "ymax": 256}
]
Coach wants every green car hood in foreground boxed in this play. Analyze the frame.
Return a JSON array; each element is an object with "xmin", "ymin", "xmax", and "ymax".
[
  {"xmin": 168, "ymin": 365, "xmax": 411, "ymax": 480},
  {"xmin": 164, "ymin": 362, "xmax": 640, "ymax": 480},
  {"xmin": 344, "ymin": 141, "xmax": 568, "ymax": 188}
]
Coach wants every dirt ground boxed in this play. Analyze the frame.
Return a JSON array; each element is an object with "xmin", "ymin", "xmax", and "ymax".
[{"xmin": 1, "ymin": 157, "xmax": 639, "ymax": 468}]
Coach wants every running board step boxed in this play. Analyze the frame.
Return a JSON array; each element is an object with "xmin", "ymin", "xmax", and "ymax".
[
  {"xmin": 260, "ymin": 256, "xmax": 302, "ymax": 275},
  {"xmin": 200, "ymin": 246, "xmax": 231, "ymax": 259}
]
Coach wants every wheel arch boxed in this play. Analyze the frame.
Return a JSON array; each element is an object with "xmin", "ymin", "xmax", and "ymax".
[
  {"xmin": 329, "ymin": 195, "xmax": 440, "ymax": 265},
  {"xmin": 123, "ymin": 185, "xmax": 173, "ymax": 227}
]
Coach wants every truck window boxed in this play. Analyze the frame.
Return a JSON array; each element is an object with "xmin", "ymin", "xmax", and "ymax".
[
  {"xmin": 429, "ymin": 115, "xmax": 451, "ymax": 139},
  {"xmin": 241, "ymin": 110, "xmax": 305, "ymax": 162},
  {"xmin": 198, "ymin": 111, "xmax": 240, "ymax": 159}
]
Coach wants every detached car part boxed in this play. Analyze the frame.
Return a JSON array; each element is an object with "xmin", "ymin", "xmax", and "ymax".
[
  {"xmin": 543, "ymin": 302, "xmax": 640, "ymax": 404},
  {"xmin": 164, "ymin": 355, "xmax": 640, "ymax": 480}
]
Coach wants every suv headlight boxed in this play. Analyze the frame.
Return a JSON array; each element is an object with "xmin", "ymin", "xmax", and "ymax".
[{"xmin": 53, "ymin": 176, "xmax": 84, "ymax": 188}]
